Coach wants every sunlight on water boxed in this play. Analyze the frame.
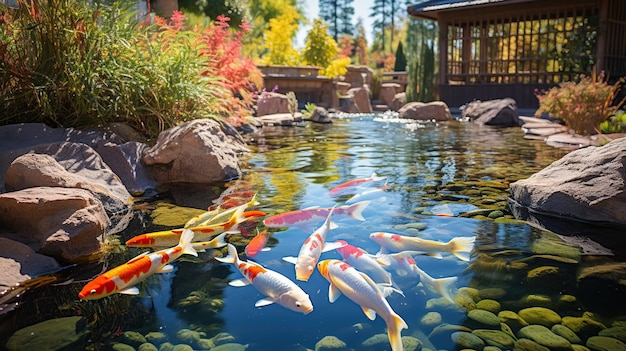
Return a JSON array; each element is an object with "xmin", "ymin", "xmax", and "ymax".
[{"xmin": 3, "ymin": 115, "xmax": 625, "ymax": 351}]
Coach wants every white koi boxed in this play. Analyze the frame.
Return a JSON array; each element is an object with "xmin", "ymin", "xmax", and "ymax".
[
  {"xmin": 369, "ymin": 232, "xmax": 476, "ymax": 262},
  {"xmin": 317, "ymin": 259, "xmax": 408, "ymax": 351},
  {"xmin": 216, "ymin": 244, "xmax": 313, "ymax": 314}
]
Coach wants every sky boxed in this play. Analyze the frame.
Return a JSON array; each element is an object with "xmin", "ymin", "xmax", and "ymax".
[{"xmin": 295, "ymin": 0, "xmax": 375, "ymax": 48}]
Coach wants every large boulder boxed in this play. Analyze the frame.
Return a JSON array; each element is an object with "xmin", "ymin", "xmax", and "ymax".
[
  {"xmin": 0, "ymin": 238, "xmax": 61, "ymax": 292},
  {"xmin": 255, "ymin": 92, "xmax": 292, "ymax": 116},
  {"xmin": 398, "ymin": 101, "xmax": 453, "ymax": 121},
  {"xmin": 142, "ymin": 119, "xmax": 248, "ymax": 184},
  {"xmin": 461, "ymin": 98, "xmax": 523, "ymax": 126},
  {"xmin": 509, "ymin": 137, "xmax": 626, "ymax": 226},
  {"xmin": 348, "ymin": 86, "xmax": 373, "ymax": 113},
  {"xmin": 5, "ymin": 148, "xmax": 132, "ymax": 234},
  {"xmin": 0, "ymin": 187, "xmax": 109, "ymax": 261},
  {"xmin": 379, "ymin": 83, "xmax": 402, "ymax": 109}
]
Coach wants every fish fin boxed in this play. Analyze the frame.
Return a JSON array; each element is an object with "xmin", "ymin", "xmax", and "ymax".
[
  {"xmin": 450, "ymin": 236, "xmax": 476, "ymax": 262},
  {"xmin": 361, "ymin": 307, "xmax": 377, "ymax": 321},
  {"xmin": 213, "ymin": 232, "xmax": 228, "ymax": 248},
  {"xmin": 118, "ymin": 287, "xmax": 140, "ymax": 295},
  {"xmin": 373, "ymin": 254, "xmax": 392, "ymax": 267},
  {"xmin": 370, "ymin": 172, "xmax": 387, "ymax": 182},
  {"xmin": 282, "ymin": 256, "xmax": 298, "ymax": 265},
  {"xmin": 425, "ymin": 252, "xmax": 443, "ymax": 259},
  {"xmin": 345, "ymin": 200, "xmax": 371, "ymax": 221},
  {"xmin": 261, "ymin": 247, "xmax": 271, "ymax": 252},
  {"xmin": 255, "ymin": 298, "xmax": 275, "ymax": 308},
  {"xmin": 321, "ymin": 241, "xmax": 346, "ymax": 253},
  {"xmin": 179, "ymin": 229, "xmax": 198, "ymax": 257},
  {"xmin": 386, "ymin": 313, "xmax": 409, "ymax": 351},
  {"xmin": 328, "ymin": 284, "xmax": 342, "ymax": 303},
  {"xmin": 431, "ymin": 276, "xmax": 459, "ymax": 304},
  {"xmin": 215, "ymin": 243, "xmax": 238, "ymax": 264},
  {"xmin": 229, "ymin": 278, "xmax": 251, "ymax": 287},
  {"xmin": 156, "ymin": 264, "xmax": 174, "ymax": 273},
  {"xmin": 329, "ymin": 221, "xmax": 339, "ymax": 230},
  {"xmin": 378, "ymin": 284, "xmax": 404, "ymax": 298}
]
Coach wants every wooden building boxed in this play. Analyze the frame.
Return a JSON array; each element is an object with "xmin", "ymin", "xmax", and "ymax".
[{"xmin": 408, "ymin": 0, "xmax": 626, "ymax": 109}]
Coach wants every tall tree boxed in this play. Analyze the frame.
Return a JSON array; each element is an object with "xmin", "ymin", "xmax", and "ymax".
[
  {"xmin": 406, "ymin": 18, "xmax": 438, "ymax": 102},
  {"xmin": 369, "ymin": 0, "xmax": 410, "ymax": 53},
  {"xmin": 301, "ymin": 18, "xmax": 338, "ymax": 69},
  {"xmin": 318, "ymin": 0, "xmax": 355, "ymax": 41}
]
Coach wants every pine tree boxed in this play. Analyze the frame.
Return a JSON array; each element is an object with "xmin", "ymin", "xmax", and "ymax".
[
  {"xmin": 393, "ymin": 41, "xmax": 407, "ymax": 71},
  {"xmin": 406, "ymin": 18, "xmax": 438, "ymax": 102},
  {"xmin": 318, "ymin": 0, "xmax": 355, "ymax": 42}
]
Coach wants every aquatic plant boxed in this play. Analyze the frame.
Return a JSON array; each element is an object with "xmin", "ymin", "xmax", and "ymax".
[
  {"xmin": 534, "ymin": 72, "xmax": 626, "ymax": 135},
  {"xmin": 301, "ymin": 102, "xmax": 317, "ymax": 117}
]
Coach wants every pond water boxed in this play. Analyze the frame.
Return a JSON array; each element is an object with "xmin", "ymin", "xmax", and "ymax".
[{"xmin": 2, "ymin": 113, "xmax": 625, "ymax": 351}]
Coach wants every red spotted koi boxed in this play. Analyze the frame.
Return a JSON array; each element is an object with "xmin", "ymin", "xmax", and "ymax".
[
  {"xmin": 245, "ymin": 229, "xmax": 270, "ymax": 259},
  {"xmin": 78, "ymin": 229, "xmax": 197, "ymax": 300},
  {"xmin": 263, "ymin": 201, "xmax": 370, "ymax": 229},
  {"xmin": 317, "ymin": 259, "xmax": 408, "ymax": 351},
  {"xmin": 328, "ymin": 172, "xmax": 387, "ymax": 196},
  {"xmin": 216, "ymin": 244, "xmax": 313, "ymax": 314}
]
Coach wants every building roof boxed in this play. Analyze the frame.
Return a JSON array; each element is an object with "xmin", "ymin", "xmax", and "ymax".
[{"xmin": 407, "ymin": 0, "xmax": 532, "ymax": 20}]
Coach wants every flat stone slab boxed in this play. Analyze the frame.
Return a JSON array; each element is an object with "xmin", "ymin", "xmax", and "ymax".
[
  {"xmin": 255, "ymin": 112, "xmax": 303, "ymax": 126},
  {"xmin": 545, "ymin": 133, "xmax": 592, "ymax": 148}
]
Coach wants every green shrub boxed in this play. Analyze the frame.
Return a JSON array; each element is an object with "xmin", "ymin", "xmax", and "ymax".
[
  {"xmin": 0, "ymin": 0, "xmax": 255, "ymax": 140},
  {"xmin": 599, "ymin": 112, "xmax": 626, "ymax": 134},
  {"xmin": 534, "ymin": 72, "xmax": 626, "ymax": 135}
]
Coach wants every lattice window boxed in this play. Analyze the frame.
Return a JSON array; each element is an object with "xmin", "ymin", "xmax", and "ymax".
[{"xmin": 445, "ymin": 6, "xmax": 598, "ymax": 85}]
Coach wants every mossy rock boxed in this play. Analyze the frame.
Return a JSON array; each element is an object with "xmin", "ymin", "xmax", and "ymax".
[
  {"xmin": 138, "ymin": 343, "xmax": 159, "ymax": 351},
  {"xmin": 472, "ymin": 329, "xmax": 516, "ymax": 349},
  {"xmin": 518, "ymin": 307, "xmax": 562, "ymax": 327},
  {"xmin": 531, "ymin": 236, "xmax": 581, "ymax": 261},
  {"xmin": 518, "ymin": 294, "xmax": 554, "ymax": 309},
  {"xmin": 121, "ymin": 331, "xmax": 148, "ymax": 347},
  {"xmin": 171, "ymin": 344, "xmax": 194, "ymax": 351},
  {"xmin": 552, "ymin": 324, "xmax": 583, "ymax": 344},
  {"xmin": 151, "ymin": 202, "xmax": 206, "ymax": 227},
  {"xmin": 401, "ymin": 336, "xmax": 422, "ymax": 351},
  {"xmin": 315, "ymin": 335, "xmax": 347, "ymax": 351},
  {"xmin": 211, "ymin": 343, "xmax": 249, "ymax": 351},
  {"xmin": 499, "ymin": 310, "xmax": 529, "ymax": 332},
  {"xmin": 477, "ymin": 299, "xmax": 502, "ymax": 314},
  {"xmin": 360, "ymin": 333, "xmax": 388, "ymax": 351},
  {"xmin": 452, "ymin": 331, "xmax": 485, "ymax": 350},
  {"xmin": 145, "ymin": 332, "xmax": 168, "ymax": 344},
  {"xmin": 586, "ymin": 335, "xmax": 626, "ymax": 351},
  {"xmin": 111, "ymin": 344, "xmax": 136, "ymax": 351},
  {"xmin": 599, "ymin": 326, "xmax": 626, "ymax": 343},
  {"xmin": 514, "ymin": 338, "xmax": 551, "ymax": 351},
  {"xmin": 518, "ymin": 324, "xmax": 573, "ymax": 351},
  {"xmin": 466, "ymin": 309, "xmax": 502, "ymax": 329},
  {"xmin": 562, "ymin": 316, "xmax": 607, "ymax": 340},
  {"xmin": 420, "ymin": 311, "xmax": 442, "ymax": 329},
  {"xmin": 5, "ymin": 316, "xmax": 87, "ymax": 351}
]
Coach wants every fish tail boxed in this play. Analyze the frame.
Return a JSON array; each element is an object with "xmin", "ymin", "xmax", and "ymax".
[
  {"xmin": 433, "ymin": 276, "xmax": 459, "ymax": 304},
  {"xmin": 179, "ymin": 229, "xmax": 198, "ymax": 257},
  {"xmin": 449, "ymin": 236, "xmax": 476, "ymax": 261},
  {"xmin": 213, "ymin": 232, "xmax": 228, "ymax": 248},
  {"xmin": 371, "ymin": 172, "xmax": 386, "ymax": 181},
  {"xmin": 216, "ymin": 243, "xmax": 239, "ymax": 264},
  {"xmin": 385, "ymin": 313, "xmax": 408, "ymax": 351},
  {"xmin": 346, "ymin": 200, "xmax": 371, "ymax": 221}
]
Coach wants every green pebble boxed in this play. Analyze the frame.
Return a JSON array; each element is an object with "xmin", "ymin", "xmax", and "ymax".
[
  {"xmin": 477, "ymin": 299, "xmax": 502, "ymax": 314},
  {"xmin": 452, "ymin": 331, "xmax": 485, "ymax": 350},
  {"xmin": 514, "ymin": 338, "xmax": 550, "ymax": 351},
  {"xmin": 552, "ymin": 324, "xmax": 583, "ymax": 344},
  {"xmin": 518, "ymin": 307, "xmax": 562, "ymax": 327},
  {"xmin": 518, "ymin": 324, "xmax": 573, "ymax": 350},
  {"xmin": 488, "ymin": 210, "xmax": 504, "ymax": 219},
  {"xmin": 112, "ymin": 344, "xmax": 136, "ymax": 351},
  {"xmin": 472, "ymin": 329, "xmax": 516, "ymax": 349},
  {"xmin": 467, "ymin": 309, "xmax": 502, "ymax": 329},
  {"xmin": 316, "ymin": 335, "xmax": 347, "ymax": 350},
  {"xmin": 138, "ymin": 343, "xmax": 159, "ymax": 351},
  {"xmin": 586, "ymin": 335, "xmax": 626, "ymax": 351},
  {"xmin": 599, "ymin": 326, "xmax": 626, "ymax": 343},
  {"xmin": 172, "ymin": 344, "xmax": 194, "ymax": 351},
  {"xmin": 211, "ymin": 343, "xmax": 248, "ymax": 351}
]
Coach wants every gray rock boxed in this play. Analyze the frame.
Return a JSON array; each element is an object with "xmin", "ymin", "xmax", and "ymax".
[
  {"xmin": 310, "ymin": 107, "xmax": 332, "ymax": 123},
  {"xmin": 398, "ymin": 101, "xmax": 453, "ymax": 121},
  {"xmin": 143, "ymin": 119, "xmax": 248, "ymax": 184},
  {"xmin": 0, "ymin": 238, "xmax": 61, "ymax": 293},
  {"xmin": 509, "ymin": 137, "xmax": 626, "ymax": 226},
  {"xmin": 461, "ymin": 98, "xmax": 524, "ymax": 126},
  {"xmin": 256, "ymin": 91, "xmax": 291, "ymax": 116}
]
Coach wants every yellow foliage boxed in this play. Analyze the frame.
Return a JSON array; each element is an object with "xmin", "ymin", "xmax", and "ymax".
[
  {"xmin": 263, "ymin": 6, "xmax": 301, "ymax": 65},
  {"xmin": 321, "ymin": 56, "xmax": 351, "ymax": 79}
]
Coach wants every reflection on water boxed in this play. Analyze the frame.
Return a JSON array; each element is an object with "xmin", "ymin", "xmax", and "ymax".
[{"xmin": 3, "ymin": 115, "xmax": 625, "ymax": 351}]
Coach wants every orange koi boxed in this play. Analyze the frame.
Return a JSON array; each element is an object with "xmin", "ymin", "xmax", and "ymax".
[
  {"xmin": 369, "ymin": 232, "xmax": 476, "ymax": 262},
  {"xmin": 216, "ymin": 244, "xmax": 313, "ymax": 314},
  {"xmin": 244, "ymin": 229, "xmax": 270, "ymax": 258},
  {"xmin": 78, "ymin": 229, "xmax": 197, "ymax": 300}
]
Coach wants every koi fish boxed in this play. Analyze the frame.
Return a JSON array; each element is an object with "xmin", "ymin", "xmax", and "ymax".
[
  {"xmin": 78, "ymin": 229, "xmax": 197, "ymax": 300},
  {"xmin": 345, "ymin": 181, "xmax": 390, "ymax": 204},
  {"xmin": 126, "ymin": 205, "xmax": 247, "ymax": 248},
  {"xmin": 191, "ymin": 232, "xmax": 228, "ymax": 252},
  {"xmin": 283, "ymin": 206, "xmax": 344, "ymax": 281},
  {"xmin": 263, "ymin": 201, "xmax": 370, "ymax": 229},
  {"xmin": 335, "ymin": 240, "xmax": 403, "ymax": 297},
  {"xmin": 216, "ymin": 244, "xmax": 313, "ymax": 314},
  {"xmin": 329, "ymin": 172, "xmax": 387, "ymax": 196},
  {"xmin": 317, "ymin": 259, "xmax": 408, "ymax": 351},
  {"xmin": 245, "ymin": 229, "xmax": 270, "ymax": 258},
  {"xmin": 369, "ymin": 232, "xmax": 476, "ymax": 262},
  {"xmin": 185, "ymin": 194, "xmax": 258, "ymax": 228},
  {"xmin": 375, "ymin": 251, "xmax": 458, "ymax": 304}
]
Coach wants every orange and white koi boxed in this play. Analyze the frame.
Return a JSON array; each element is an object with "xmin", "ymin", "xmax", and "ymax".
[
  {"xmin": 244, "ymin": 229, "xmax": 270, "ymax": 259},
  {"xmin": 317, "ymin": 259, "xmax": 408, "ymax": 351},
  {"xmin": 329, "ymin": 172, "xmax": 387, "ymax": 196},
  {"xmin": 283, "ymin": 206, "xmax": 344, "ymax": 281},
  {"xmin": 185, "ymin": 194, "xmax": 258, "ymax": 229},
  {"xmin": 345, "ymin": 181, "xmax": 390, "ymax": 204},
  {"xmin": 375, "ymin": 251, "xmax": 459, "ymax": 303},
  {"xmin": 126, "ymin": 205, "xmax": 247, "ymax": 248},
  {"xmin": 78, "ymin": 229, "xmax": 197, "ymax": 300},
  {"xmin": 335, "ymin": 240, "xmax": 403, "ymax": 297},
  {"xmin": 216, "ymin": 244, "xmax": 313, "ymax": 314},
  {"xmin": 263, "ymin": 201, "xmax": 370, "ymax": 229},
  {"xmin": 369, "ymin": 232, "xmax": 476, "ymax": 262}
]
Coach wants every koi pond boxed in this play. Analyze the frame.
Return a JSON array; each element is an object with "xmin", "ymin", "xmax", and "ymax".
[{"xmin": 2, "ymin": 113, "xmax": 626, "ymax": 351}]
